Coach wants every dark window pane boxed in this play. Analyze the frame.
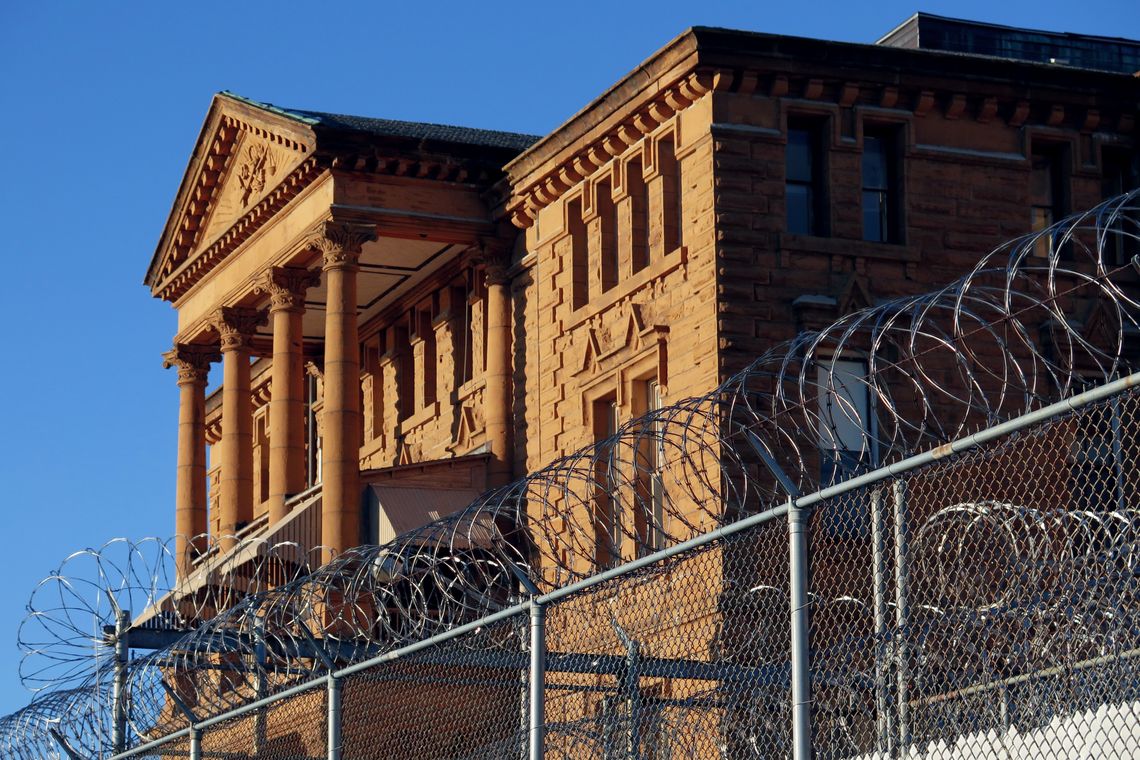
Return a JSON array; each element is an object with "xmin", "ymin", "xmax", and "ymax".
[
  {"xmin": 862, "ymin": 135, "xmax": 888, "ymax": 190},
  {"xmin": 787, "ymin": 183, "xmax": 813, "ymax": 234},
  {"xmin": 786, "ymin": 129, "xmax": 813, "ymax": 183},
  {"xmin": 863, "ymin": 190, "xmax": 886, "ymax": 242},
  {"xmin": 1030, "ymin": 154, "xmax": 1054, "ymax": 206}
]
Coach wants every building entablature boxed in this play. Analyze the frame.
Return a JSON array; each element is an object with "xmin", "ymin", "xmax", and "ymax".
[{"xmin": 502, "ymin": 27, "xmax": 1139, "ymax": 231}]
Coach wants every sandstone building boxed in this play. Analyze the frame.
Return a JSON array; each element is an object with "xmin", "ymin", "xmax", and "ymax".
[{"xmin": 148, "ymin": 21, "xmax": 1139, "ymax": 582}]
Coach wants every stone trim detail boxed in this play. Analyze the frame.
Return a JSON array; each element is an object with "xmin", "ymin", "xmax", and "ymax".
[
  {"xmin": 507, "ymin": 70, "xmax": 714, "ymax": 229},
  {"xmin": 309, "ymin": 221, "xmax": 377, "ymax": 271},
  {"xmin": 258, "ymin": 266, "xmax": 321, "ymax": 313},
  {"xmin": 210, "ymin": 306, "xmax": 268, "ymax": 352},
  {"xmin": 162, "ymin": 344, "xmax": 220, "ymax": 385}
]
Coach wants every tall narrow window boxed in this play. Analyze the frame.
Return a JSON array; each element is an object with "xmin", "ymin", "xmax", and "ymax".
[
  {"xmin": 628, "ymin": 157, "xmax": 650, "ymax": 273},
  {"xmin": 818, "ymin": 359, "xmax": 872, "ymax": 537},
  {"xmin": 568, "ymin": 197, "xmax": 589, "ymax": 308},
  {"xmin": 1031, "ymin": 143, "xmax": 1068, "ymax": 259},
  {"xmin": 631, "ymin": 378, "xmax": 664, "ymax": 557},
  {"xmin": 415, "ymin": 304, "xmax": 436, "ymax": 409},
  {"xmin": 1103, "ymin": 148, "xmax": 1137, "ymax": 266},
  {"xmin": 862, "ymin": 128, "xmax": 901, "ymax": 243},
  {"xmin": 598, "ymin": 180, "xmax": 619, "ymax": 292},
  {"xmin": 306, "ymin": 373, "xmax": 320, "ymax": 487},
  {"xmin": 659, "ymin": 137, "xmax": 681, "ymax": 253},
  {"xmin": 593, "ymin": 395, "xmax": 621, "ymax": 568},
  {"xmin": 786, "ymin": 122, "xmax": 826, "ymax": 235},
  {"xmin": 395, "ymin": 323, "xmax": 414, "ymax": 421},
  {"xmin": 363, "ymin": 339, "xmax": 383, "ymax": 442},
  {"xmin": 452, "ymin": 281, "xmax": 473, "ymax": 387}
]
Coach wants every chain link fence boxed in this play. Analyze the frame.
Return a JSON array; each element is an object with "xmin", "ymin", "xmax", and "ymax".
[
  {"xmin": 91, "ymin": 377, "xmax": 1140, "ymax": 759},
  {"xmin": 6, "ymin": 194, "xmax": 1139, "ymax": 758}
]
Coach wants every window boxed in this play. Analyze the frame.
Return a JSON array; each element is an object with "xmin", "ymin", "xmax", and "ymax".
[
  {"xmin": 306, "ymin": 372, "xmax": 321, "ymax": 487},
  {"xmin": 452, "ymin": 280, "xmax": 473, "ymax": 387},
  {"xmin": 568, "ymin": 197, "xmax": 589, "ymax": 308},
  {"xmin": 862, "ymin": 128, "xmax": 902, "ymax": 243},
  {"xmin": 818, "ymin": 360, "xmax": 873, "ymax": 537},
  {"xmin": 628, "ymin": 157, "xmax": 650, "ymax": 273},
  {"xmin": 658, "ymin": 136, "xmax": 682, "ymax": 254},
  {"xmin": 362, "ymin": 338, "xmax": 384, "ymax": 441},
  {"xmin": 633, "ymin": 380, "xmax": 665, "ymax": 556},
  {"xmin": 597, "ymin": 179, "xmax": 619, "ymax": 292},
  {"xmin": 786, "ymin": 121, "xmax": 827, "ymax": 235},
  {"xmin": 394, "ymin": 323, "xmax": 414, "ymax": 421},
  {"xmin": 413, "ymin": 303, "xmax": 436, "ymax": 409},
  {"xmin": 1030, "ymin": 143, "xmax": 1068, "ymax": 259},
  {"xmin": 593, "ymin": 395, "xmax": 621, "ymax": 568},
  {"xmin": 1102, "ymin": 148, "xmax": 1137, "ymax": 266}
]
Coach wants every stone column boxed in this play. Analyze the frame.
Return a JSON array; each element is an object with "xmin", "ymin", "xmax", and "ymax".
[
  {"xmin": 163, "ymin": 343, "xmax": 219, "ymax": 579},
  {"xmin": 313, "ymin": 222, "xmax": 376, "ymax": 561},
  {"xmin": 259, "ymin": 267, "xmax": 320, "ymax": 526},
  {"xmin": 483, "ymin": 252, "xmax": 514, "ymax": 487},
  {"xmin": 210, "ymin": 306, "xmax": 267, "ymax": 552}
]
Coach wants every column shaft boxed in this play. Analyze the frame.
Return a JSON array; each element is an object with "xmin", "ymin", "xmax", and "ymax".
[
  {"xmin": 314, "ymin": 223, "xmax": 374, "ymax": 562},
  {"xmin": 263, "ymin": 267, "xmax": 318, "ymax": 526},
  {"xmin": 322, "ymin": 262, "xmax": 360, "ymax": 559},
  {"xmin": 219, "ymin": 344, "xmax": 253, "ymax": 550},
  {"xmin": 212, "ymin": 307, "xmax": 265, "ymax": 553},
  {"xmin": 165, "ymin": 345, "xmax": 216, "ymax": 579},
  {"xmin": 176, "ymin": 379, "xmax": 207, "ymax": 571},
  {"xmin": 268, "ymin": 306, "xmax": 306, "ymax": 523},
  {"xmin": 484, "ymin": 261, "xmax": 513, "ymax": 487}
]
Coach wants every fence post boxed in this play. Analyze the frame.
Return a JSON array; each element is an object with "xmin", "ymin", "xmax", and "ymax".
[
  {"xmin": 254, "ymin": 614, "xmax": 268, "ymax": 755},
  {"xmin": 893, "ymin": 480, "xmax": 911, "ymax": 750},
  {"xmin": 112, "ymin": 608, "xmax": 130, "ymax": 755},
  {"xmin": 789, "ymin": 500, "xmax": 812, "ymax": 760},
  {"xmin": 529, "ymin": 601, "xmax": 546, "ymax": 760},
  {"xmin": 189, "ymin": 725, "xmax": 203, "ymax": 760},
  {"xmin": 871, "ymin": 487, "xmax": 896, "ymax": 757},
  {"xmin": 160, "ymin": 677, "xmax": 202, "ymax": 760},
  {"xmin": 328, "ymin": 674, "xmax": 342, "ymax": 760}
]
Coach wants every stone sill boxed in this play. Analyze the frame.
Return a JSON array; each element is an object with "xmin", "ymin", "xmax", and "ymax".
[
  {"xmin": 456, "ymin": 377, "xmax": 486, "ymax": 402},
  {"xmin": 567, "ymin": 246, "xmax": 687, "ymax": 330},
  {"xmin": 359, "ymin": 433, "xmax": 387, "ymax": 461},
  {"xmin": 400, "ymin": 400, "xmax": 441, "ymax": 434},
  {"xmin": 779, "ymin": 233, "xmax": 920, "ymax": 262}
]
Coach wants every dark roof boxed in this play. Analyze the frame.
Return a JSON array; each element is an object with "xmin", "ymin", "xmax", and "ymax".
[
  {"xmin": 877, "ymin": 13, "xmax": 1140, "ymax": 74},
  {"xmin": 222, "ymin": 91, "xmax": 541, "ymax": 152}
]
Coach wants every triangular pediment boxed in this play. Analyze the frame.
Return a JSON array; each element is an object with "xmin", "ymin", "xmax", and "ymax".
[
  {"xmin": 146, "ymin": 93, "xmax": 318, "ymax": 299},
  {"xmin": 837, "ymin": 275, "xmax": 875, "ymax": 317}
]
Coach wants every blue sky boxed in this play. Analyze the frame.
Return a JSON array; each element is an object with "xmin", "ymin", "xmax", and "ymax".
[{"xmin": 0, "ymin": 0, "xmax": 1137, "ymax": 717}]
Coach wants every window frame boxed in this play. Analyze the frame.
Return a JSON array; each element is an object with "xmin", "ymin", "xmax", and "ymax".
[
  {"xmin": 785, "ymin": 117, "xmax": 830, "ymax": 237},
  {"xmin": 861, "ymin": 123, "xmax": 904, "ymax": 245},
  {"xmin": 1029, "ymin": 139, "xmax": 1071, "ymax": 260}
]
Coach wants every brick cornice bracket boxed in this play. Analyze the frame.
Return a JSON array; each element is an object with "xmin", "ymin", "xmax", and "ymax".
[
  {"xmin": 210, "ymin": 306, "xmax": 268, "ymax": 352},
  {"xmin": 309, "ymin": 221, "xmax": 377, "ymax": 271},
  {"xmin": 257, "ymin": 266, "xmax": 321, "ymax": 313},
  {"xmin": 162, "ymin": 343, "xmax": 220, "ymax": 385}
]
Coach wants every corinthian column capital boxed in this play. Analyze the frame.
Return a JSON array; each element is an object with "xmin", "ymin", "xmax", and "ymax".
[
  {"xmin": 162, "ymin": 343, "xmax": 220, "ymax": 385},
  {"xmin": 209, "ymin": 306, "xmax": 268, "ymax": 352},
  {"xmin": 257, "ymin": 266, "xmax": 321, "ymax": 313},
  {"xmin": 309, "ymin": 221, "xmax": 377, "ymax": 271},
  {"xmin": 468, "ymin": 238, "xmax": 512, "ymax": 286}
]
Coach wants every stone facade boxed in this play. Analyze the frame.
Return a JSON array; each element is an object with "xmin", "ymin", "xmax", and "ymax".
[{"xmin": 148, "ymin": 29, "xmax": 1138, "ymax": 581}]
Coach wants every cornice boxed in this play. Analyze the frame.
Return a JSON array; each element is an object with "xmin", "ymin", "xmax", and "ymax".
[{"xmin": 502, "ymin": 28, "xmax": 1139, "ymax": 230}]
